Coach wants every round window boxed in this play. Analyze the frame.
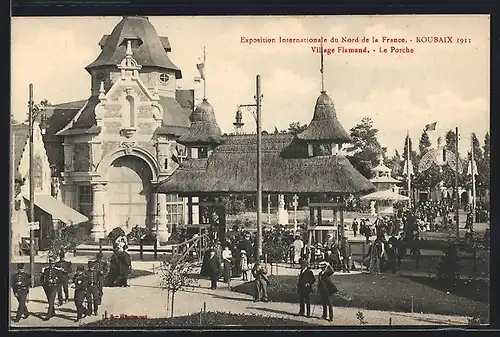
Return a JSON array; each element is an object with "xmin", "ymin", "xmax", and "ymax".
[{"xmin": 159, "ymin": 73, "xmax": 170, "ymax": 83}]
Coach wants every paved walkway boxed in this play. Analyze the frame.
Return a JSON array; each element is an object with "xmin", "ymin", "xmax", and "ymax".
[{"xmin": 10, "ymin": 269, "xmax": 469, "ymax": 328}]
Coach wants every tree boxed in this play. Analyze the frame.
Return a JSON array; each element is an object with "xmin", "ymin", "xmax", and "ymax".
[
  {"xmin": 444, "ymin": 130, "xmax": 457, "ymax": 153},
  {"xmin": 222, "ymin": 196, "xmax": 247, "ymax": 216},
  {"xmin": 418, "ymin": 131, "xmax": 432, "ymax": 156},
  {"xmin": 401, "ymin": 133, "xmax": 418, "ymax": 168},
  {"xmin": 286, "ymin": 122, "xmax": 307, "ymax": 135},
  {"xmin": 482, "ymin": 133, "xmax": 490, "ymax": 191},
  {"xmin": 385, "ymin": 150, "xmax": 402, "ymax": 177},
  {"xmin": 346, "ymin": 117, "xmax": 383, "ymax": 178},
  {"xmin": 160, "ymin": 259, "xmax": 198, "ymax": 318},
  {"xmin": 262, "ymin": 239, "xmax": 289, "ymax": 275},
  {"xmin": 23, "ymin": 99, "xmax": 52, "ymax": 123}
]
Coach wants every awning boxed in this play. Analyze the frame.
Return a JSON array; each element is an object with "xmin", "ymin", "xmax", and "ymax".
[{"xmin": 23, "ymin": 194, "xmax": 88, "ymax": 225}]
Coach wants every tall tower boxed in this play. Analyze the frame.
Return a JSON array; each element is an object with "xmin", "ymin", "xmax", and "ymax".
[{"xmin": 233, "ymin": 108, "xmax": 244, "ymax": 134}]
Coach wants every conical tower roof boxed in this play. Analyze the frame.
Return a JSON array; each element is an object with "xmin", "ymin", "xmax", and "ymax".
[
  {"xmin": 177, "ymin": 99, "xmax": 222, "ymax": 146},
  {"xmin": 297, "ymin": 91, "xmax": 351, "ymax": 142},
  {"xmin": 86, "ymin": 16, "xmax": 182, "ymax": 78}
]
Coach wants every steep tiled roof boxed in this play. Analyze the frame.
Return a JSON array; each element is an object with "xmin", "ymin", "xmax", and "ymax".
[{"xmin": 86, "ymin": 16, "xmax": 182, "ymax": 79}]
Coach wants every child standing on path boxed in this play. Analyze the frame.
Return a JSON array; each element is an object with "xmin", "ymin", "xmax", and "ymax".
[{"xmin": 240, "ymin": 250, "xmax": 249, "ymax": 281}]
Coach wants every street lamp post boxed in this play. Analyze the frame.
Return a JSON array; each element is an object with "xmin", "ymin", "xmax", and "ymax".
[
  {"xmin": 237, "ymin": 75, "xmax": 263, "ymax": 259},
  {"xmin": 28, "ymin": 84, "xmax": 47, "ymax": 287}
]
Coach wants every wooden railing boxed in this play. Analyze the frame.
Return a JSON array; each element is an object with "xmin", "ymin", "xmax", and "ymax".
[{"xmin": 171, "ymin": 233, "xmax": 210, "ymax": 265}]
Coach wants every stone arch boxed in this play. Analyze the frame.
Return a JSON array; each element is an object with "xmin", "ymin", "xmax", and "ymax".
[{"xmin": 97, "ymin": 146, "xmax": 159, "ymax": 182}]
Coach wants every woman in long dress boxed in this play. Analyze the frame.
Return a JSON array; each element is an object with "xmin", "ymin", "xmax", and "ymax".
[
  {"xmin": 368, "ymin": 238, "xmax": 384, "ymax": 275},
  {"xmin": 293, "ymin": 237, "xmax": 304, "ymax": 264}
]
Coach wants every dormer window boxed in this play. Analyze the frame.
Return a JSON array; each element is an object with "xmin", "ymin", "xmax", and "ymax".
[
  {"xmin": 198, "ymin": 147, "xmax": 208, "ymax": 159},
  {"xmin": 159, "ymin": 73, "xmax": 170, "ymax": 84},
  {"xmin": 96, "ymin": 71, "xmax": 105, "ymax": 81}
]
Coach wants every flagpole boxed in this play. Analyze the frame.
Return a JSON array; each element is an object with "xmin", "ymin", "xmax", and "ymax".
[
  {"xmin": 406, "ymin": 130, "xmax": 412, "ymax": 209},
  {"xmin": 203, "ymin": 46, "xmax": 207, "ymax": 100},
  {"xmin": 454, "ymin": 127, "xmax": 460, "ymax": 240},
  {"xmin": 320, "ymin": 40, "xmax": 325, "ymax": 92},
  {"xmin": 471, "ymin": 133, "xmax": 476, "ymax": 214}
]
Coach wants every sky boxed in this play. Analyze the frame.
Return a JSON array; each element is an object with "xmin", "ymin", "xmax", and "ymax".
[{"xmin": 11, "ymin": 15, "xmax": 490, "ymax": 156}]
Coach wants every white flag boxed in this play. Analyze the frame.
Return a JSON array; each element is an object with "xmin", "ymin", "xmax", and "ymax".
[
  {"xmin": 467, "ymin": 159, "xmax": 478, "ymax": 176},
  {"xmin": 403, "ymin": 159, "xmax": 414, "ymax": 176}
]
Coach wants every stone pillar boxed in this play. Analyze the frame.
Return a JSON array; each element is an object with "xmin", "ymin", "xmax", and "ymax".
[
  {"xmin": 90, "ymin": 184, "xmax": 106, "ymax": 242},
  {"xmin": 63, "ymin": 184, "xmax": 77, "ymax": 209},
  {"xmin": 192, "ymin": 197, "xmax": 200, "ymax": 225},
  {"xmin": 277, "ymin": 194, "xmax": 288, "ymax": 225},
  {"xmin": 150, "ymin": 192, "xmax": 158, "ymax": 233},
  {"xmin": 317, "ymin": 207, "xmax": 323, "ymax": 244},
  {"xmin": 156, "ymin": 193, "xmax": 170, "ymax": 242}
]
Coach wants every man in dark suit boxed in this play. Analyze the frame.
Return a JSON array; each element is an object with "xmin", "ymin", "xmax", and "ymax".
[
  {"xmin": 318, "ymin": 260, "xmax": 337, "ymax": 322},
  {"xmin": 206, "ymin": 249, "xmax": 221, "ymax": 290},
  {"xmin": 339, "ymin": 237, "xmax": 351, "ymax": 273},
  {"xmin": 56, "ymin": 249, "xmax": 72, "ymax": 305},
  {"xmin": 11, "ymin": 263, "xmax": 31, "ymax": 322},
  {"xmin": 297, "ymin": 258, "xmax": 315, "ymax": 317}
]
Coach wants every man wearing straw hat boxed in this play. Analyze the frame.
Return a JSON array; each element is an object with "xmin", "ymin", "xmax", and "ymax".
[{"xmin": 317, "ymin": 260, "xmax": 337, "ymax": 322}]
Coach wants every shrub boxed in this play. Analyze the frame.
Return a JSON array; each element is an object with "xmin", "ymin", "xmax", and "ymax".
[
  {"xmin": 108, "ymin": 227, "xmax": 126, "ymax": 244},
  {"xmin": 224, "ymin": 197, "xmax": 247, "ymax": 216},
  {"xmin": 84, "ymin": 311, "xmax": 316, "ymax": 327},
  {"xmin": 126, "ymin": 225, "xmax": 149, "ymax": 245},
  {"xmin": 49, "ymin": 222, "xmax": 93, "ymax": 256},
  {"xmin": 436, "ymin": 243, "xmax": 462, "ymax": 287}
]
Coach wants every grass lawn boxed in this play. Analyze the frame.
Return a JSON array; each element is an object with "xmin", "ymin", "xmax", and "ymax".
[
  {"xmin": 9, "ymin": 263, "xmax": 153, "ymax": 288},
  {"xmin": 83, "ymin": 311, "xmax": 317, "ymax": 327},
  {"xmin": 232, "ymin": 274, "xmax": 488, "ymax": 317}
]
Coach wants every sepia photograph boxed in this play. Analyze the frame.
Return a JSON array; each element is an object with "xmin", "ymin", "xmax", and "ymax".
[{"xmin": 10, "ymin": 15, "xmax": 490, "ymax": 328}]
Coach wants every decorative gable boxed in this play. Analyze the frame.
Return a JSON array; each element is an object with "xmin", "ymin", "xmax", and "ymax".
[{"xmin": 95, "ymin": 41, "xmax": 163, "ymax": 138}]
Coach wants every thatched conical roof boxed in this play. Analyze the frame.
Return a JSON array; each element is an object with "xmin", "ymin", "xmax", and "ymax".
[
  {"xmin": 297, "ymin": 91, "xmax": 351, "ymax": 142},
  {"xmin": 177, "ymin": 99, "xmax": 222, "ymax": 146}
]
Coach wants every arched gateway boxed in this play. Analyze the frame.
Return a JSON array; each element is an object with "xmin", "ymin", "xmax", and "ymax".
[
  {"xmin": 96, "ymin": 146, "xmax": 160, "ymax": 234},
  {"xmin": 107, "ymin": 155, "xmax": 153, "ymax": 230}
]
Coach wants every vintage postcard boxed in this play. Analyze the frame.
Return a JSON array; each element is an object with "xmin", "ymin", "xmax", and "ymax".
[{"xmin": 10, "ymin": 15, "xmax": 489, "ymax": 328}]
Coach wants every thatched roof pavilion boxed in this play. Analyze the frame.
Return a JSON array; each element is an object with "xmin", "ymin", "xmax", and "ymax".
[
  {"xmin": 158, "ymin": 133, "xmax": 374, "ymax": 195},
  {"xmin": 156, "ymin": 89, "xmax": 375, "ymax": 196}
]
